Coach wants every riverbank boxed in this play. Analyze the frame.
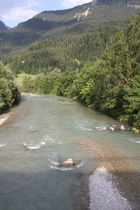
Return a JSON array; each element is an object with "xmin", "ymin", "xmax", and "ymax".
[
  {"xmin": 0, "ymin": 112, "xmax": 10, "ymax": 126},
  {"xmin": 89, "ymin": 166, "xmax": 132, "ymax": 210},
  {"xmin": 71, "ymin": 134, "xmax": 140, "ymax": 209},
  {"xmin": 89, "ymin": 143, "xmax": 140, "ymax": 209}
]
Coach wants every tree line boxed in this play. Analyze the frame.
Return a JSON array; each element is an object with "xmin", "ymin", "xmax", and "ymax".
[{"xmin": 21, "ymin": 14, "xmax": 140, "ymax": 126}]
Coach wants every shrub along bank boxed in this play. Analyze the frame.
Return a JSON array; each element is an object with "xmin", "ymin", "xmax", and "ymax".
[{"xmin": 0, "ymin": 62, "xmax": 21, "ymax": 113}]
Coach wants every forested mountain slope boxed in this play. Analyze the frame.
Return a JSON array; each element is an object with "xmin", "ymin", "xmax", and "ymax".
[
  {"xmin": 0, "ymin": 0, "xmax": 140, "ymax": 54},
  {"xmin": 1, "ymin": 0, "xmax": 140, "ymax": 75}
]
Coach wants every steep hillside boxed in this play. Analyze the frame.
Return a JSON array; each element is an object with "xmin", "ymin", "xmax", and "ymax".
[
  {"xmin": 0, "ymin": 0, "xmax": 140, "ymax": 54},
  {"xmin": 0, "ymin": 21, "xmax": 9, "ymax": 31},
  {"xmin": 4, "ymin": 31, "xmax": 112, "ymax": 75}
]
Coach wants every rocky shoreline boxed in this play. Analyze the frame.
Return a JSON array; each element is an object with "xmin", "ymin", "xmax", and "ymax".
[
  {"xmin": 90, "ymin": 158, "xmax": 139, "ymax": 209},
  {"xmin": 72, "ymin": 134, "xmax": 140, "ymax": 210}
]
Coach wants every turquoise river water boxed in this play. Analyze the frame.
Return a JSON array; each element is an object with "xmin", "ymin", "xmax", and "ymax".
[{"xmin": 0, "ymin": 94, "xmax": 140, "ymax": 210}]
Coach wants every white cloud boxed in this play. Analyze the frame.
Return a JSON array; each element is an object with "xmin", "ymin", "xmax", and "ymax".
[
  {"xmin": 2, "ymin": 7, "xmax": 38, "ymax": 22},
  {"xmin": 61, "ymin": 0, "xmax": 92, "ymax": 9},
  {"xmin": 26, "ymin": 0, "xmax": 40, "ymax": 9},
  {"xmin": 0, "ymin": 0, "xmax": 40, "ymax": 27}
]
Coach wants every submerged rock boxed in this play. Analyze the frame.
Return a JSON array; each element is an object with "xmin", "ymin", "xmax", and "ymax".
[
  {"xmin": 111, "ymin": 125, "xmax": 126, "ymax": 131},
  {"xmin": 119, "ymin": 125, "xmax": 126, "ymax": 130},
  {"xmin": 93, "ymin": 125, "xmax": 129, "ymax": 132},
  {"xmin": 108, "ymin": 127, "xmax": 115, "ymax": 132},
  {"xmin": 60, "ymin": 158, "xmax": 81, "ymax": 166}
]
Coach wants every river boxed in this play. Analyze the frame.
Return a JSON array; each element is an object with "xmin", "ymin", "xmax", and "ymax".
[{"xmin": 0, "ymin": 94, "xmax": 140, "ymax": 210}]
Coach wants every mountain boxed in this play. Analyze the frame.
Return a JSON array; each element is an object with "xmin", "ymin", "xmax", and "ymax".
[
  {"xmin": 1, "ymin": 0, "xmax": 140, "ymax": 76},
  {"xmin": 0, "ymin": 0, "xmax": 140, "ymax": 55},
  {"xmin": 0, "ymin": 21, "xmax": 9, "ymax": 31}
]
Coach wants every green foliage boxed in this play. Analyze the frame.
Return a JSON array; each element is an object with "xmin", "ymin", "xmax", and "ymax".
[
  {"xmin": 22, "ymin": 74, "xmax": 55, "ymax": 95},
  {"xmin": 19, "ymin": 13, "xmax": 140, "ymax": 126},
  {"xmin": 3, "ymin": 31, "xmax": 111, "ymax": 75},
  {"xmin": 122, "ymin": 75, "xmax": 140, "ymax": 125},
  {"xmin": 71, "ymin": 13, "xmax": 140, "ymax": 126},
  {"xmin": 71, "ymin": 62, "xmax": 96, "ymax": 104},
  {"xmin": 1, "ymin": 0, "xmax": 140, "ymax": 74},
  {"xmin": 16, "ymin": 72, "xmax": 37, "ymax": 87},
  {"xmin": 0, "ymin": 62, "xmax": 21, "ymax": 113},
  {"xmin": 1, "ymin": 10, "xmax": 140, "ymax": 127},
  {"xmin": 0, "ymin": 0, "xmax": 140, "ymax": 55},
  {"xmin": 54, "ymin": 68, "xmax": 78, "ymax": 97},
  {"xmin": 22, "ymin": 76, "xmax": 34, "ymax": 93}
]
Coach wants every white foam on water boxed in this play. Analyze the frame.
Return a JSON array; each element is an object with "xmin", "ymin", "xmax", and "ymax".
[
  {"xmin": 48, "ymin": 155, "xmax": 84, "ymax": 171},
  {"xmin": 102, "ymin": 127, "xmax": 107, "ymax": 130},
  {"xmin": 27, "ymin": 93, "xmax": 40, "ymax": 97},
  {"xmin": 28, "ymin": 125, "xmax": 37, "ymax": 132},
  {"xmin": 48, "ymin": 158, "xmax": 59, "ymax": 166},
  {"xmin": 50, "ymin": 165, "xmax": 75, "ymax": 171},
  {"xmin": 45, "ymin": 135, "xmax": 55, "ymax": 143},
  {"xmin": 79, "ymin": 124, "xmax": 108, "ymax": 132},
  {"xmin": 23, "ymin": 142, "xmax": 41, "ymax": 150},
  {"xmin": 79, "ymin": 124, "xmax": 93, "ymax": 131},
  {"xmin": 93, "ymin": 126, "xmax": 109, "ymax": 131},
  {"xmin": 129, "ymin": 138, "xmax": 140, "ymax": 144},
  {"xmin": 49, "ymin": 156, "xmax": 75, "ymax": 171},
  {"xmin": 41, "ymin": 141, "xmax": 46, "ymax": 145},
  {"xmin": 27, "ymin": 145, "xmax": 41, "ymax": 150},
  {"xmin": 135, "ymin": 140, "xmax": 140, "ymax": 143},
  {"xmin": 89, "ymin": 166, "xmax": 132, "ymax": 210},
  {"xmin": 58, "ymin": 101, "xmax": 74, "ymax": 105},
  {"xmin": 0, "ymin": 143, "xmax": 7, "ymax": 148},
  {"xmin": 75, "ymin": 161, "xmax": 85, "ymax": 168}
]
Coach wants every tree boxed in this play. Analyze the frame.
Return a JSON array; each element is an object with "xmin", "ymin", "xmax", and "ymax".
[
  {"xmin": 70, "ymin": 13, "xmax": 140, "ymax": 125},
  {"xmin": 22, "ymin": 76, "xmax": 34, "ymax": 93},
  {"xmin": 0, "ymin": 62, "xmax": 20, "ymax": 113},
  {"xmin": 55, "ymin": 68, "xmax": 77, "ymax": 97}
]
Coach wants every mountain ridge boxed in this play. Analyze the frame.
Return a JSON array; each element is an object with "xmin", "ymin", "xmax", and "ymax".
[
  {"xmin": 0, "ymin": 21, "xmax": 10, "ymax": 31},
  {"xmin": 0, "ymin": 0, "xmax": 140, "ymax": 55}
]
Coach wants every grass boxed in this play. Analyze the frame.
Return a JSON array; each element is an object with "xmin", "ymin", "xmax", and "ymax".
[{"xmin": 15, "ymin": 72, "xmax": 37, "ymax": 87}]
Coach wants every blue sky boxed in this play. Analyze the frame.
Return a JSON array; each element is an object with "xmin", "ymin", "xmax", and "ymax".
[{"xmin": 0, "ymin": 0, "xmax": 92, "ymax": 28}]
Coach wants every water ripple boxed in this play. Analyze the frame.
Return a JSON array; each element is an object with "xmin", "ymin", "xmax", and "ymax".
[
  {"xmin": 0, "ymin": 143, "xmax": 7, "ymax": 148},
  {"xmin": 23, "ymin": 142, "xmax": 42, "ymax": 150}
]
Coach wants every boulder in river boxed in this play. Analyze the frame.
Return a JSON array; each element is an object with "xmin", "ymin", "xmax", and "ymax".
[
  {"xmin": 93, "ymin": 125, "xmax": 127, "ymax": 132},
  {"xmin": 119, "ymin": 125, "xmax": 126, "ymax": 130},
  {"xmin": 110, "ymin": 125, "xmax": 127, "ymax": 131},
  {"xmin": 108, "ymin": 127, "xmax": 115, "ymax": 132},
  {"xmin": 60, "ymin": 158, "xmax": 81, "ymax": 166}
]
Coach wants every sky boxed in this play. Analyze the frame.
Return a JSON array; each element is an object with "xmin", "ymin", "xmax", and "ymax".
[{"xmin": 0, "ymin": 0, "xmax": 92, "ymax": 28}]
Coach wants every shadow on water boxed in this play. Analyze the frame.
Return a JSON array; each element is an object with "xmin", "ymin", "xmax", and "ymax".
[
  {"xmin": 0, "ymin": 168, "xmax": 140, "ymax": 210},
  {"xmin": 0, "ymin": 169, "xmax": 89, "ymax": 210}
]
